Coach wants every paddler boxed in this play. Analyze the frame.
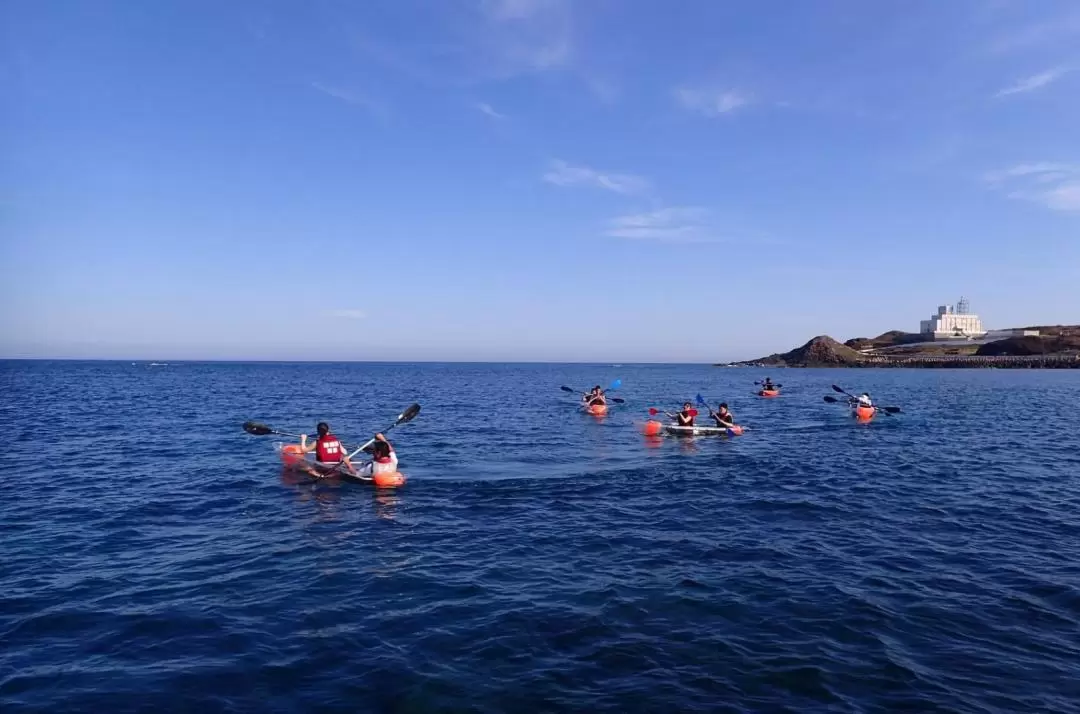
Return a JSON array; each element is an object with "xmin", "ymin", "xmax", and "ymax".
[
  {"xmin": 583, "ymin": 385, "xmax": 606, "ymax": 407},
  {"xmin": 676, "ymin": 401, "xmax": 696, "ymax": 427},
  {"xmin": 359, "ymin": 433, "xmax": 398, "ymax": 478},
  {"xmin": 299, "ymin": 421, "xmax": 357, "ymax": 475},
  {"xmin": 762, "ymin": 377, "xmax": 777, "ymax": 391},
  {"xmin": 709, "ymin": 402, "xmax": 736, "ymax": 428},
  {"xmin": 855, "ymin": 393, "xmax": 873, "ymax": 408}
]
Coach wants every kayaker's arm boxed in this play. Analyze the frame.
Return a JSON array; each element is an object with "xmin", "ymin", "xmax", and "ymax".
[{"xmin": 299, "ymin": 434, "xmax": 317, "ymax": 453}]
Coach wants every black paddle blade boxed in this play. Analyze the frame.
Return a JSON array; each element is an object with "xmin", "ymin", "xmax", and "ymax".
[
  {"xmin": 882, "ymin": 406, "xmax": 902, "ymax": 414},
  {"xmin": 831, "ymin": 385, "xmax": 847, "ymax": 394},
  {"xmin": 560, "ymin": 386, "xmax": 575, "ymax": 393},
  {"xmin": 610, "ymin": 397, "xmax": 625, "ymax": 404},
  {"xmin": 243, "ymin": 421, "xmax": 273, "ymax": 436},
  {"xmin": 823, "ymin": 396, "xmax": 839, "ymax": 403},
  {"xmin": 397, "ymin": 403, "xmax": 421, "ymax": 425}
]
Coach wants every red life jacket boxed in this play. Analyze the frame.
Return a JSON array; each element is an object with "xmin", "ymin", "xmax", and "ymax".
[{"xmin": 315, "ymin": 434, "xmax": 344, "ymax": 463}]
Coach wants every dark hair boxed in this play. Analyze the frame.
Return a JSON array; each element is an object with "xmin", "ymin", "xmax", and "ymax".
[
  {"xmin": 373, "ymin": 441, "xmax": 391, "ymax": 459},
  {"xmin": 316, "ymin": 422, "xmax": 330, "ymax": 436},
  {"xmin": 719, "ymin": 403, "xmax": 728, "ymax": 409}
]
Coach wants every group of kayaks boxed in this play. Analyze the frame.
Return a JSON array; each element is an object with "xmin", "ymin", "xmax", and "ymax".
[
  {"xmin": 570, "ymin": 379, "xmax": 902, "ymax": 440},
  {"xmin": 241, "ymin": 381, "xmax": 900, "ymax": 490}
]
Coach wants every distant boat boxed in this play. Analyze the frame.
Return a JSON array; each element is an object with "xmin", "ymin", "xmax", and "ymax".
[{"xmin": 149, "ymin": 362, "xmax": 168, "ymax": 367}]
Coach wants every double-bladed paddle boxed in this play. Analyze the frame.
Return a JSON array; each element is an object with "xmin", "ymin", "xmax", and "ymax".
[{"xmin": 243, "ymin": 421, "xmax": 362, "ymax": 449}]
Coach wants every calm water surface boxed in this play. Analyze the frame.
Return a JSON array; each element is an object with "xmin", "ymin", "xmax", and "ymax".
[{"xmin": 2, "ymin": 361, "xmax": 1079, "ymax": 712}]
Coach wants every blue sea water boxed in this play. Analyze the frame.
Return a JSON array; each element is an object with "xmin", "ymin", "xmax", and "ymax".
[{"xmin": 2, "ymin": 361, "xmax": 1079, "ymax": 713}]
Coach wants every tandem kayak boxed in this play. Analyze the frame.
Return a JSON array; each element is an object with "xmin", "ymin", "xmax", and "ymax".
[
  {"xmin": 642, "ymin": 420, "xmax": 743, "ymax": 437},
  {"xmin": 275, "ymin": 442, "xmax": 406, "ymax": 488},
  {"xmin": 583, "ymin": 402, "xmax": 608, "ymax": 416},
  {"xmin": 758, "ymin": 389, "xmax": 780, "ymax": 398}
]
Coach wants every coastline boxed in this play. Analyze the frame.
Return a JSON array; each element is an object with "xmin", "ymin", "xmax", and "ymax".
[{"xmin": 726, "ymin": 329, "xmax": 1080, "ymax": 369}]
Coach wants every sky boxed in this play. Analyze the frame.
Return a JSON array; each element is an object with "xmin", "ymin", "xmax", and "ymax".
[{"xmin": 2, "ymin": 0, "xmax": 1078, "ymax": 363}]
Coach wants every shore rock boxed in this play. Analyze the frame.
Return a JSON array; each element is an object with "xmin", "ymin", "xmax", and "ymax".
[{"xmin": 745, "ymin": 335, "xmax": 867, "ymax": 367}]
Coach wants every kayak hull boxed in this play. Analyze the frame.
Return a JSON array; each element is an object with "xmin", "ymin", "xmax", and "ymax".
[
  {"xmin": 584, "ymin": 403, "xmax": 608, "ymax": 416},
  {"xmin": 644, "ymin": 420, "xmax": 743, "ymax": 437},
  {"xmin": 275, "ymin": 443, "xmax": 406, "ymax": 487},
  {"xmin": 853, "ymin": 406, "xmax": 875, "ymax": 421},
  {"xmin": 758, "ymin": 390, "xmax": 780, "ymax": 397}
]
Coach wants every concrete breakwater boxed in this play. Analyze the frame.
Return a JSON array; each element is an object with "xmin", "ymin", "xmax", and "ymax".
[{"xmin": 852, "ymin": 354, "xmax": 1080, "ymax": 369}]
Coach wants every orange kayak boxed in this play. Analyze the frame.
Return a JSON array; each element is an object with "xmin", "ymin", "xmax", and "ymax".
[
  {"xmin": 758, "ymin": 389, "xmax": 780, "ymax": 397},
  {"xmin": 853, "ymin": 406, "xmax": 875, "ymax": 421},
  {"xmin": 585, "ymin": 402, "xmax": 608, "ymax": 416}
]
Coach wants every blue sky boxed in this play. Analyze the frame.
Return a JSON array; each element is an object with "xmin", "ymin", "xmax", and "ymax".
[{"xmin": 2, "ymin": 0, "xmax": 1078, "ymax": 362}]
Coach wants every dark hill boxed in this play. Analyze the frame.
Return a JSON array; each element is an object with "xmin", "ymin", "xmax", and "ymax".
[
  {"xmin": 977, "ymin": 334, "xmax": 1080, "ymax": 356},
  {"xmin": 746, "ymin": 335, "xmax": 867, "ymax": 367}
]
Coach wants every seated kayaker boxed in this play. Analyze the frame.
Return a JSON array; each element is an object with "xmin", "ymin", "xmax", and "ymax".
[
  {"xmin": 676, "ymin": 402, "xmax": 695, "ymax": 427},
  {"xmin": 359, "ymin": 433, "xmax": 398, "ymax": 478},
  {"xmin": 299, "ymin": 421, "xmax": 356, "ymax": 475},
  {"xmin": 762, "ymin": 378, "xmax": 777, "ymax": 391},
  {"xmin": 583, "ymin": 385, "xmax": 606, "ymax": 406},
  {"xmin": 710, "ymin": 403, "xmax": 735, "ymax": 428},
  {"xmin": 855, "ymin": 393, "xmax": 873, "ymax": 408}
]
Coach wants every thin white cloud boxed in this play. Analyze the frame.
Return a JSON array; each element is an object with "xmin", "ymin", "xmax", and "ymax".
[
  {"xmin": 984, "ymin": 163, "xmax": 1080, "ymax": 212},
  {"xmin": 605, "ymin": 207, "xmax": 721, "ymax": 243},
  {"xmin": 674, "ymin": 87, "xmax": 751, "ymax": 116},
  {"xmin": 476, "ymin": 102, "xmax": 507, "ymax": 120},
  {"xmin": 328, "ymin": 309, "xmax": 367, "ymax": 320},
  {"xmin": 310, "ymin": 81, "xmax": 389, "ymax": 121},
  {"xmin": 994, "ymin": 67, "xmax": 1071, "ymax": 97},
  {"xmin": 477, "ymin": 0, "xmax": 573, "ymax": 74},
  {"xmin": 543, "ymin": 160, "xmax": 650, "ymax": 195}
]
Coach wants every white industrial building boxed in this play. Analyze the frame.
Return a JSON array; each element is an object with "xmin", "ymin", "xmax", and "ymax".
[{"xmin": 920, "ymin": 297, "xmax": 987, "ymax": 339}]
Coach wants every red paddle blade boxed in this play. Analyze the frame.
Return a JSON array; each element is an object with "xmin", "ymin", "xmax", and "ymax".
[
  {"xmin": 689, "ymin": 409, "xmax": 699, "ymax": 417},
  {"xmin": 648, "ymin": 408, "xmax": 660, "ymax": 415}
]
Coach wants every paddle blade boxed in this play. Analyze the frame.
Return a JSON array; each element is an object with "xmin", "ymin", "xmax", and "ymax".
[
  {"xmin": 560, "ymin": 386, "xmax": 575, "ymax": 393},
  {"xmin": 831, "ymin": 385, "xmax": 848, "ymax": 394},
  {"xmin": 882, "ymin": 406, "xmax": 902, "ymax": 414},
  {"xmin": 689, "ymin": 409, "xmax": 699, "ymax": 417},
  {"xmin": 396, "ymin": 403, "xmax": 421, "ymax": 425},
  {"xmin": 610, "ymin": 397, "xmax": 625, "ymax": 404},
  {"xmin": 243, "ymin": 421, "xmax": 273, "ymax": 436},
  {"xmin": 695, "ymin": 394, "xmax": 707, "ymax": 406},
  {"xmin": 823, "ymin": 396, "xmax": 839, "ymax": 403},
  {"xmin": 608, "ymin": 379, "xmax": 622, "ymax": 391},
  {"xmin": 648, "ymin": 407, "xmax": 661, "ymax": 416}
]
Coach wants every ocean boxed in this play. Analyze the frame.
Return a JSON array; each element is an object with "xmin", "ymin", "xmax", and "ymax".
[{"xmin": 2, "ymin": 361, "xmax": 1078, "ymax": 712}]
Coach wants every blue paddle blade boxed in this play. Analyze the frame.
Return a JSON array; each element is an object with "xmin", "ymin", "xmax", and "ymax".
[
  {"xmin": 609, "ymin": 379, "xmax": 622, "ymax": 391},
  {"xmin": 695, "ymin": 394, "xmax": 707, "ymax": 406}
]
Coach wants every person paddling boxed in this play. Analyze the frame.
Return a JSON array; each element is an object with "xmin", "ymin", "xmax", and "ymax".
[
  {"xmin": 854, "ymin": 393, "xmax": 873, "ymax": 408},
  {"xmin": 709, "ymin": 402, "xmax": 736, "ymax": 428},
  {"xmin": 762, "ymin": 378, "xmax": 777, "ymax": 391},
  {"xmin": 582, "ymin": 385, "xmax": 606, "ymax": 407},
  {"xmin": 299, "ymin": 421, "xmax": 356, "ymax": 476},
  {"xmin": 676, "ymin": 402, "xmax": 696, "ymax": 427},
  {"xmin": 359, "ymin": 433, "xmax": 398, "ymax": 478}
]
